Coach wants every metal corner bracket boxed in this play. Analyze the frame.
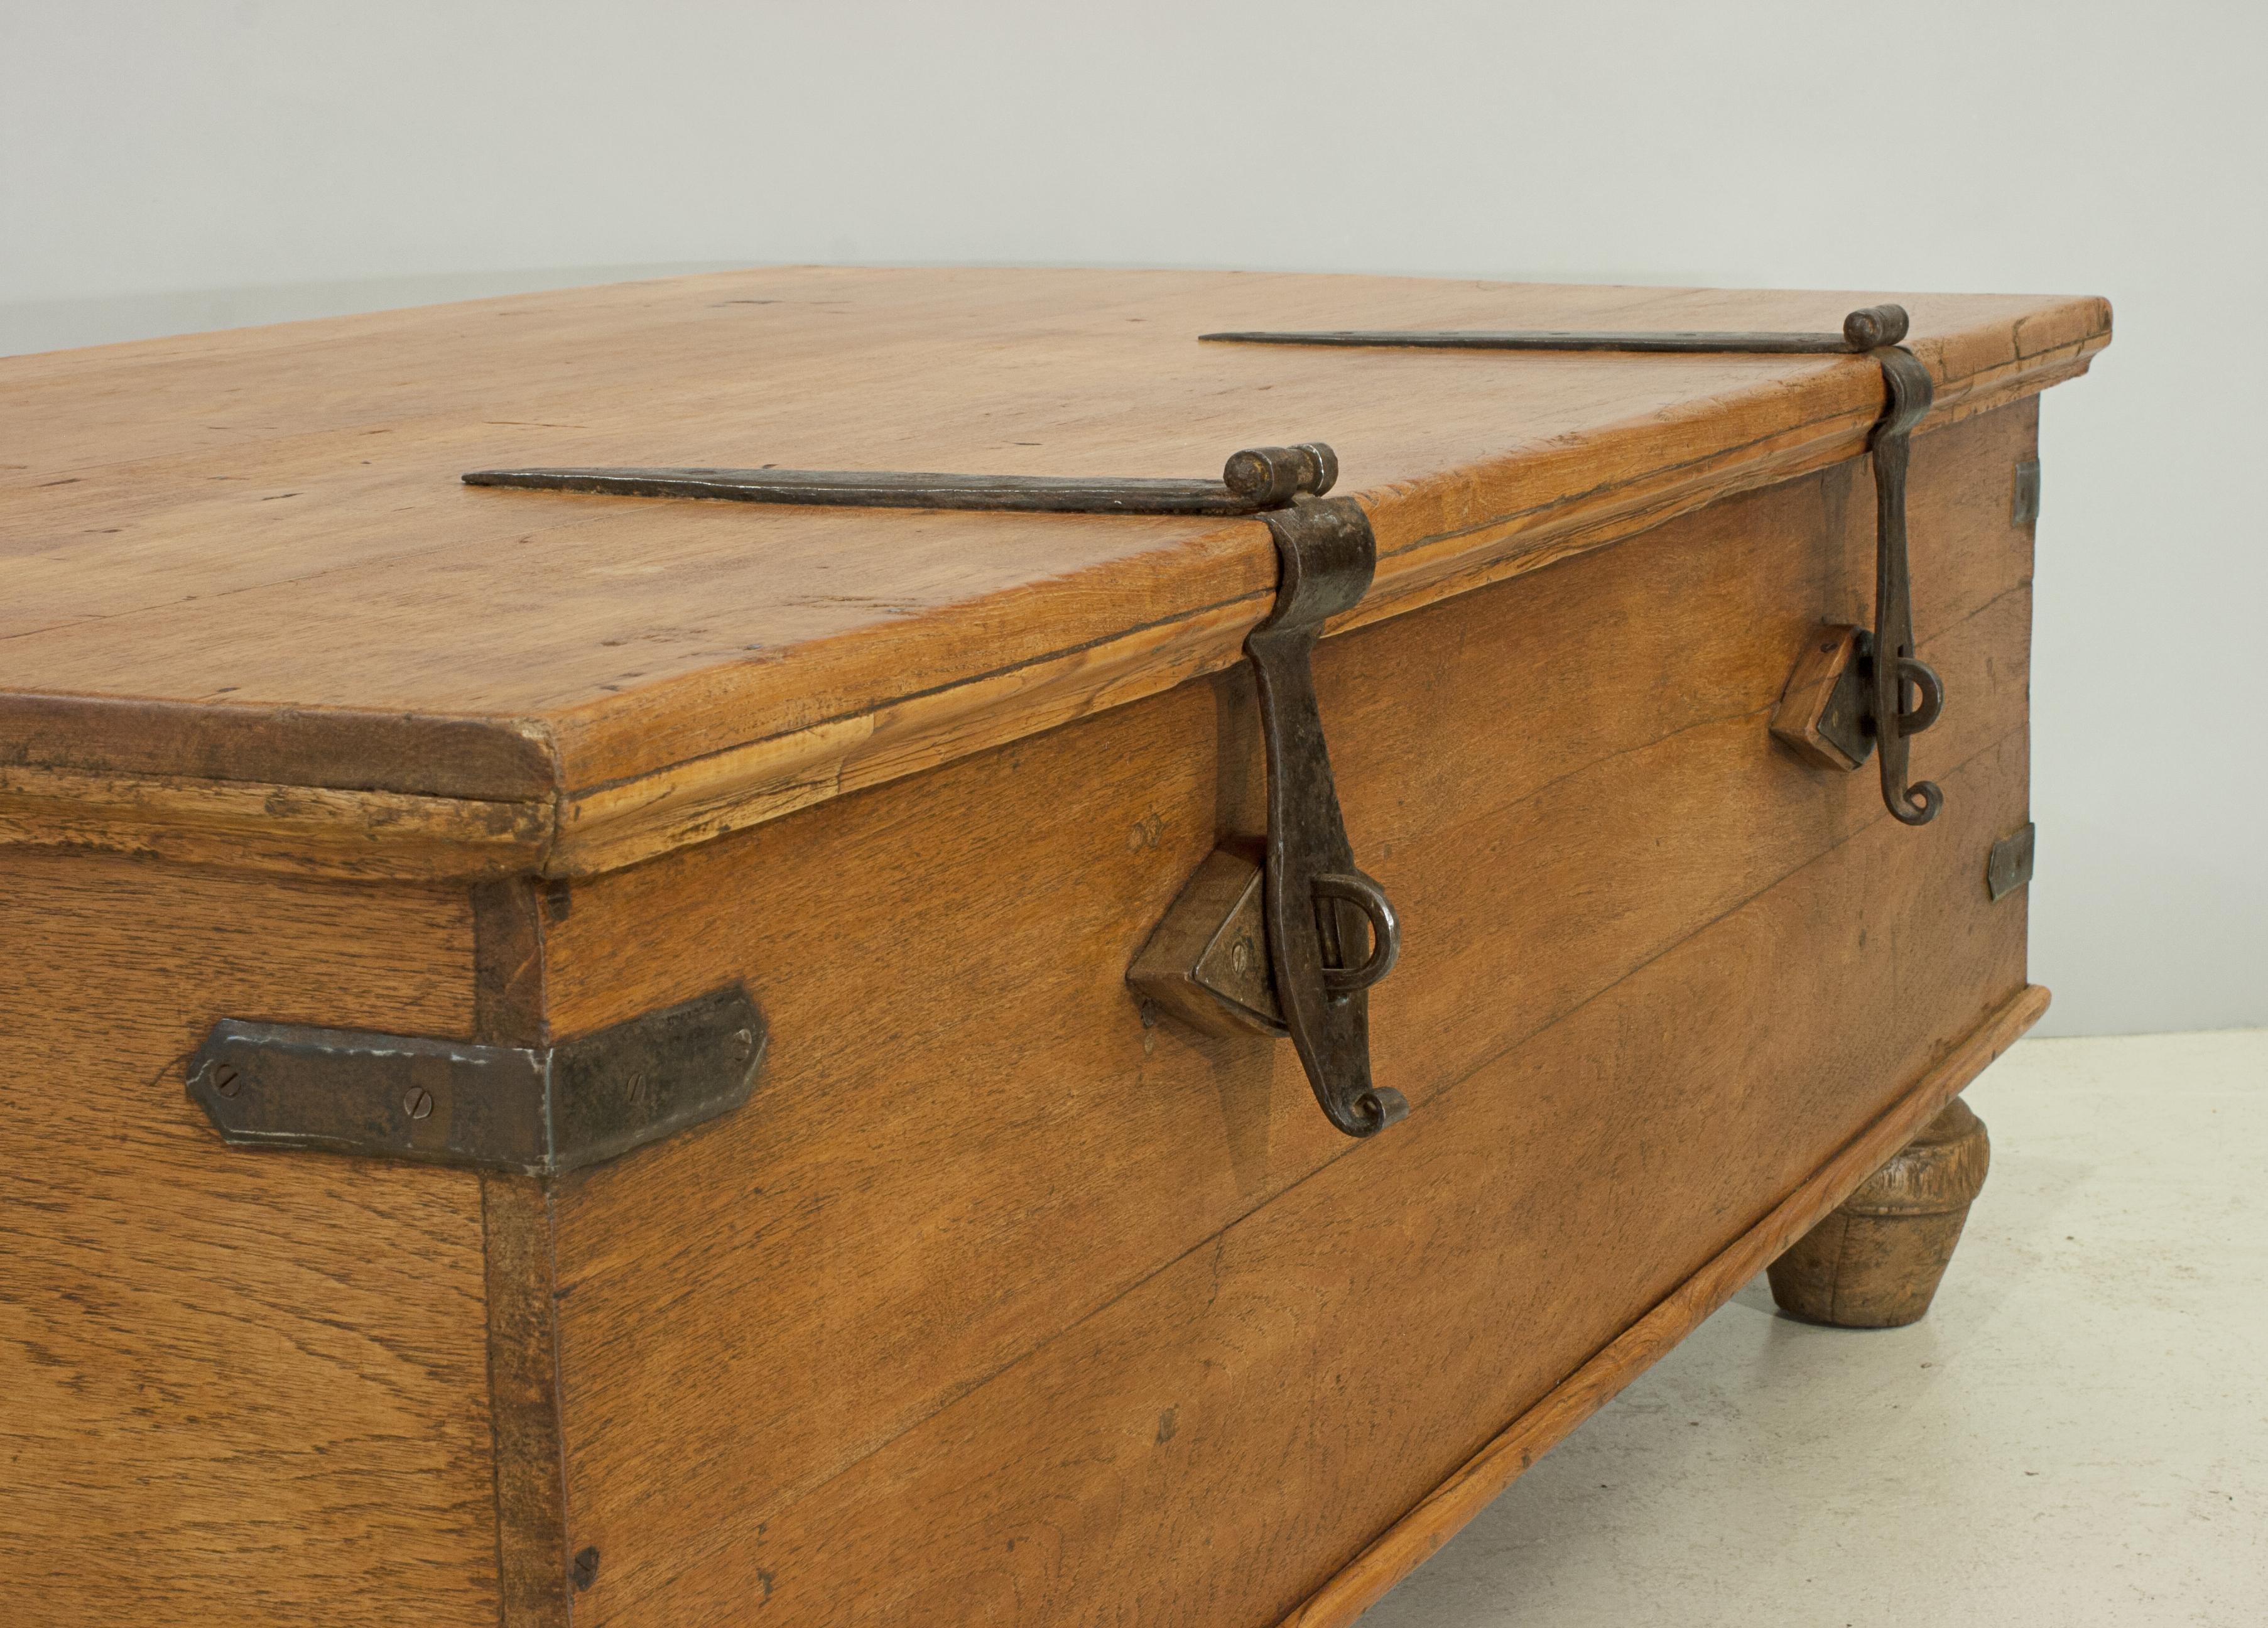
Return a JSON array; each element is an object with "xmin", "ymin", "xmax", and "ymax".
[
  {"xmin": 460, "ymin": 441, "xmax": 1404, "ymax": 1139},
  {"xmin": 187, "ymin": 984, "xmax": 767, "ymax": 1176}
]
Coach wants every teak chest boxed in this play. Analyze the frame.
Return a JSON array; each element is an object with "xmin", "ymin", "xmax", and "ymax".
[{"xmin": 0, "ymin": 268, "xmax": 2108, "ymax": 1626}]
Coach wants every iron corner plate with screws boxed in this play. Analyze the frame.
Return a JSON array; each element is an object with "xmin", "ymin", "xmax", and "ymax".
[
  {"xmin": 1987, "ymin": 822, "xmax": 2037, "ymax": 902},
  {"xmin": 1203, "ymin": 303, "xmax": 1948, "ymax": 826},
  {"xmin": 188, "ymin": 985, "xmax": 767, "ymax": 1176},
  {"xmin": 462, "ymin": 443, "xmax": 1404, "ymax": 1139},
  {"xmin": 2012, "ymin": 458, "xmax": 2043, "ymax": 526}
]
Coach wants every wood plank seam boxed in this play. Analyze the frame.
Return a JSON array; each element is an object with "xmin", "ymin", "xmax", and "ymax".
[
  {"xmin": 496, "ymin": 534, "xmax": 2041, "ymax": 881},
  {"xmin": 1365, "ymin": 342, "xmax": 2082, "ymax": 576},
  {"xmin": 0, "ymin": 276, "xmax": 2088, "ymax": 1627},
  {"xmin": 558, "ymin": 581, "xmax": 1274, "ymax": 801},
  {"xmin": 0, "ymin": 468, "xmax": 2020, "ymax": 884},
  {"xmin": 0, "ymin": 331, "xmax": 2088, "ymax": 879},
  {"xmin": 1350, "ymin": 716, "xmax": 2026, "ymax": 1183},
  {"xmin": 540, "ymin": 371, "xmax": 2075, "ymax": 867},
  {"xmin": 609, "ymin": 712, "xmax": 2028, "ymax": 1606},
  {"xmin": 1274, "ymin": 982, "xmax": 2052, "ymax": 1628},
  {"xmin": 537, "ymin": 413, "xmax": 2041, "ymax": 1613},
  {"xmin": 1379, "ymin": 389, "xmax": 1919, "ymax": 565},
  {"xmin": 1340, "ymin": 354, "xmax": 2075, "ymax": 636}
]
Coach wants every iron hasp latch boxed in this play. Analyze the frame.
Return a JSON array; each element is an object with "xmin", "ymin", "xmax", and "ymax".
[
  {"xmin": 1244, "ymin": 494, "xmax": 1405, "ymax": 1135},
  {"xmin": 462, "ymin": 443, "xmax": 1404, "ymax": 1139},
  {"xmin": 1202, "ymin": 304, "xmax": 1947, "ymax": 825}
]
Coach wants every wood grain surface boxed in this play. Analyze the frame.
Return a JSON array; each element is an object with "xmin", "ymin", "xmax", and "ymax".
[
  {"xmin": 524, "ymin": 405, "xmax": 2039, "ymax": 1623},
  {"xmin": 1279, "ymin": 987, "xmax": 2047, "ymax": 1628},
  {"xmin": 0, "ymin": 269, "xmax": 2105, "ymax": 878},
  {"xmin": 0, "ymin": 854, "xmax": 502, "ymax": 1625},
  {"xmin": 572, "ymin": 718, "xmax": 2034, "ymax": 1627},
  {"xmin": 1, "ymin": 273, "xmax": 2088, "ymax": 1625}
]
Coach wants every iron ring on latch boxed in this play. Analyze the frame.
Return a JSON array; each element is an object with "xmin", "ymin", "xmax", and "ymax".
[
  {"xmin": 1896, "ymin": 656, "xmax": 1945, "ymax": 737},
  {"xmin": 1313, "ymin": 871, "xmax": 1401, "ymax": 997}
]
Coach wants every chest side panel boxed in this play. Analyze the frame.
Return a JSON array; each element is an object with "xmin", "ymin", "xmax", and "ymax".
[
  {"xmin": 0, "ymin": 855, "xmax": 502, "ymax": 1627},
  {"xmin": 538, "ymin": 402, "xmax": 2038, "ymax": 1624}
]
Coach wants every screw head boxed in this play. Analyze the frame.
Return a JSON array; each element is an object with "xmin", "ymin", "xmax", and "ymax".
[
  {"xmin": 402, "ymin": 1086, "xmax": 435, "ymax": 1121},
  {"xmin": 212, "ymin": 1065, "xmax": 242, "ymax": 1099}
]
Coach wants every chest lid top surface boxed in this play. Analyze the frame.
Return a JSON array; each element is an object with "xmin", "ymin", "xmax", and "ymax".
[{"xmin": 0, "ymin": 267, "xmax": 2108, "ymax": 879}]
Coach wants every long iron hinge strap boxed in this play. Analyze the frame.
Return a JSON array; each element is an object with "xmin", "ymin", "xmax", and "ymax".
[
  {"xmin": 1200, "ymin": 304, "xmax": 1946, "ymax": 825},
  {"xmin": 465, "ymin": 444, "xmax": 1338, "ymax": 515},
  {"xmin": 462, "ymin": 443, "xmax": 1404, "ymax": 1138}
]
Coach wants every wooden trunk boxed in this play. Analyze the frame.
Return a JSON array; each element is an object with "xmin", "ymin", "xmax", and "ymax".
[{"xmin": 0, "ymin": 268, "xmax": 2108, "ymax": 1625}]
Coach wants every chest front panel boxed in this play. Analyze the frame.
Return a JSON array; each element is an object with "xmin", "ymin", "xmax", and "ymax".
[{"xmin": 530, "ymin": 404, "xmax": 2038, "ymax": 1625}]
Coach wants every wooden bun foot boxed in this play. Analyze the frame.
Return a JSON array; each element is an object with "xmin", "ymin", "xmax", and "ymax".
[{"xmin": 1767, "ymin": 1097, "xmax": 1990, "ymax": 1328}]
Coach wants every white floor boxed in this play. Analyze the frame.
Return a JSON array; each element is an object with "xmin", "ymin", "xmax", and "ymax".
[{"xmin": 1361, "ymin": 1029, "xmax": 2267, "ymax": 1628}]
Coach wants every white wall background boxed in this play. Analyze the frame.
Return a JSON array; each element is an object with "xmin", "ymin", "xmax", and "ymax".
[{"xmin": 3, "ymin": 1, "xmax": 2260, "ymax": 1037}]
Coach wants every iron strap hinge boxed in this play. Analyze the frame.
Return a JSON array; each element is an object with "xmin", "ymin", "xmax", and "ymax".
[
  {"xmin": 462, "ymin": 444, "xmax": 1404, "ymax": 1139},
  {"xmin": 1202, "ymin": 304, "xmax": 1948, "ymax": 825},
  {"xmin": 188, "ymin": 985, "xmax": 767, "ymax": 1176}
]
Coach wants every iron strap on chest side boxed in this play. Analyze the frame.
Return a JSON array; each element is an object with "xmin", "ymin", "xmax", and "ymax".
[
  {"xmin": 1202, "ymin": 305, "xmax": 1950, "ymax": 826},
  {"xmin": 188, "ymin": 986, "xmax": 767, "ymax": 1175},
  {"xmin": 460, "ymin": 443, "xmax": 1406, "ymax": 1139}
]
